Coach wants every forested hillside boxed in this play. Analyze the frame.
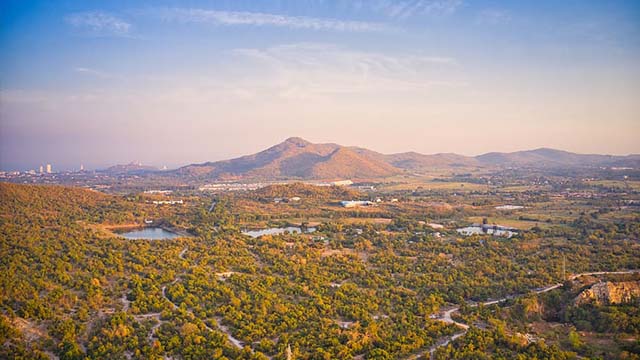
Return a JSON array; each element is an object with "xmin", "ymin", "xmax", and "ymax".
[{"xmin": 1, "ymin": 182, "xmax": 639, "ymax": 359}]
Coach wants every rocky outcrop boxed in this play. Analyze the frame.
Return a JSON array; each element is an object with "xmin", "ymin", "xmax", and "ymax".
[{"xmin": 574, "ymin": 281, "xmax": 640, "ymax": 306}]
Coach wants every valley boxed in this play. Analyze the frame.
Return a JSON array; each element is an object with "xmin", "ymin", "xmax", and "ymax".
[{"xmin": 1, "ymin": 158, "xmax": 639, "ymax": 359}]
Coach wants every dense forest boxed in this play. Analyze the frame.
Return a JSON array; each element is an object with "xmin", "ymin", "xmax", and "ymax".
[{"xmin": 1, "ymin": 181, "xmax": 639, "ymax": 359}]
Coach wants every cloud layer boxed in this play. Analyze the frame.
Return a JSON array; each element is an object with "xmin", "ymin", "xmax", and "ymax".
[
  {"xmin": 229, "ymin": 43, "xmax": 462, "ymax": 99},
  {"xmin": 152, "ymin": 8, "xmax": 392, "ymax": 32},
  {"xmin": 371, "ymin": 0, "xmax": 464, "ymax": 19}
]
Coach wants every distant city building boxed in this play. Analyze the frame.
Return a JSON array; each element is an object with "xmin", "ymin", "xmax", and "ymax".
[
  {"xmin": 46, "ymin": 164, "xmax": 52, "ymax": 173},
  {"xmin": 39, "ymin": 165, "xmax": 44, "ymax": 173},
  {"xmin": 80, "ymin": 164, "xmax": 84, "ymax": 171}
]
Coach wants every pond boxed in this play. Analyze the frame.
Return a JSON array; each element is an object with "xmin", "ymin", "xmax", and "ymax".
[
  {"xmin": 242, "ymin": 227, "xmax": 316, "ymax": 238},
  {"xmin": 456, "ymin": 225, "xmax": 517, "ymax": 238},
  {"xmin": 117, "ymin": 227, "xmax": 183, "ymax": 240}
]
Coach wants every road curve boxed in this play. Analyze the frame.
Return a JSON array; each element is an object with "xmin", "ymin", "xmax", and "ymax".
[
  {"xmin": 160, "ymin": 247, "xmax": 248, "ymax": 352},
  {"xmin": 421, "ymin": 269, "xmax": 639, "ymax": 359}
]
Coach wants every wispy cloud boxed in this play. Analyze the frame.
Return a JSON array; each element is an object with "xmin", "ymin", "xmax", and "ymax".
[
  {"xmin": 151, "ymin": 8, "xmax": 392, "ymax": 33},
  {"xmin": 372, "ymin": 0, "xmax": 463, "ymax": 19},
  {"xmin": 228, "ymin": 43, "xmax": 464, "ymax": 99},
  {"xmin": 65, "ymin": 11, "xmax": 131, "ymax": 36},
  {"xmin": 476, "ymin": 9, "xmax": 511, "ymax": 25}
]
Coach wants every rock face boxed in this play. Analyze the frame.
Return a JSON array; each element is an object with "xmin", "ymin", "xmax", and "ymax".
[{"xmin": 574, "ymin": 281, "xmax": 640, "ymax": 306}]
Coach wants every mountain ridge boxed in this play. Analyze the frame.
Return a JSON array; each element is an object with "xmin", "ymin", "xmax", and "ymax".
[{"xmin": 159, "ymin": 137, "xmax": 640, "ymax": 180}]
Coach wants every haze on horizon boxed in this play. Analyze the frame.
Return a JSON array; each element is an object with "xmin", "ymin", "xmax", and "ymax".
[{"xmin": 1, "ymin": 0, "xmax": 639, "ymax": 171}]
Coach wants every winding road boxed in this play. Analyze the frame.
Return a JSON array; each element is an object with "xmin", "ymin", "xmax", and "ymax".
[
  {"xmin": 127, "ymin": 246, "xmax": 638, "ymax": 359},
  {"xmin": 123, "ymin": 246, "xmax": 248, "ymax": 353},
  {"xmin": 160, "ymin": 247, "xmax": 248, "ymax": 351},
  {"xmin": 416, "ymin": 269, "xmax": 640, "ymax": 359}
]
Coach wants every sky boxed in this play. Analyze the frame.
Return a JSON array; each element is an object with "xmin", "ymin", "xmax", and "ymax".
[{"xmin": 1, "ymin": 0, "xmax": 639, "ymax": 171}]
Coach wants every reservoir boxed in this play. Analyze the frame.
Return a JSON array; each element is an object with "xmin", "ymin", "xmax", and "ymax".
[
  {"xmin": 118, "ymin": 227, "xmax": 183, "ymax": 240},
  {"xmin": 456, "ymin": 225, "xmax": 517, "ymax": 238},
  {"xmin": 243, "ymin": 227, "xmax": 316, "ymax": 238}
]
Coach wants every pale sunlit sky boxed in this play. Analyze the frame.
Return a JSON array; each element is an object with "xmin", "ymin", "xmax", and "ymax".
[{"xmin": 1, "ymin": 0, "xmax": 639, "ymax": 170}]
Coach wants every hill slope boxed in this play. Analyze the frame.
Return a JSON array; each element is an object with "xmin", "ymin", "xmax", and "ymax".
[
  {"xmin": 103, "ymin": 162, "xmax": 158, "ymax": 175},
  {"xmin": 173, "ymin": 138, "xmax": 638, "ymax": 181},
  {"xmin": 475, "ymin": 148, "xmax": 638, "ymax": 167},
  {"xmin": 176, "ymin": 137, "xmax": 400, "ymax": 180}
]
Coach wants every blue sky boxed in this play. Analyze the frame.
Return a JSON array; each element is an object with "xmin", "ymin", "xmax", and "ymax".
[{"xmin": 1, "ymin": 0, "xmax": 639, "ymax": 170}]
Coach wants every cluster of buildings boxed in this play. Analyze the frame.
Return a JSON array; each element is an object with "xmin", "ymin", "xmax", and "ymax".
[
  {"xmin": 199, "ymin": 180, "xmax": 355, "ymax": 192},
  {"xmin": 144, "ymin": 190, "xmax": 173, "ymax": 194},
  {"xmin": 339, "ymin": 197, "xmax": 398, "ymax": 208},
  {"xmin": 1, "ymin": 164, "xmax": 53, "ymax": 177},
  {"xmin": 199, "ymin": 182, "xmax": 276, "ymax": 192},
  {"xmin": 38, "ymin": 164, "xmax": 53, "ymax": 174},
  {"xmin": 0, "ymin": 163, "xmax": 90, "ymax": 178}
]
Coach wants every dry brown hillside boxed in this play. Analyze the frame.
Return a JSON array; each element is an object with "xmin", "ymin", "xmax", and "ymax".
[
  {"xmin": 176, "ymin": 137, "xmax": 400, "ymax": 180},
  {"xmin": 310, "ymin": 147, "xmax": 398, "ymax": 179}
]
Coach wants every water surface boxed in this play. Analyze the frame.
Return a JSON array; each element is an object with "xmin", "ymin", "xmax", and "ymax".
[
  {"xmin": 456, "ymin": 225, "xmax": 517, "ymax": 238},
  {"xmin": 118, "ymin": 227, "xmax": 182, "ymax": 240},
  {"xmin": 243, "ymin": 227, "xmax": 316, "ymax": 238}
]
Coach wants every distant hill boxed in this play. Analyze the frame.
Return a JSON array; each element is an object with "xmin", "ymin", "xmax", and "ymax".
[
  {"xmin": 0, "ymin": 183, "xmax": 111, "ymax": 220},
  {"xmin": 348, "ymin": 148, "xmax": 479, "ymax": 170},
  {"xmin": 385, "ymin": 152, "xmax": 479, "ymax": 170},
  {"xmin": 102, "ymin": 162, "xmax": 159, "ymax": 175},
  {"xmin": 475, "ymin": 148, "xmax": 639, "ymax": 168},
  {"xmin": 171, "ymin": 138, "xmax": 638, "ymax": 181},
  {"xmin": 176, "ymin": 137, "xmax": 399, "ymax": 180}
]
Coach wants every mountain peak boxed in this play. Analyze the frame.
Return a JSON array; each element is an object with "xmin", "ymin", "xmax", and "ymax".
[{"xmin": 282, "ymin": 137, "xmax": 311, "ymax": 147}]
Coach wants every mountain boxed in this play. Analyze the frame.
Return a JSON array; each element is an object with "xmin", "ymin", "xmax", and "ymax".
[
  {"xmin": 475, "ymin": 148, "xmax": 639, "ymax": 168},
  {"xmin": 385, "ymin": 152, "xmax": 479, "ymax": 170},
  {"xmin": 176, "ymin": 137, "xmax": 399, "ymax": 180},
  {"xmin": 173, "ymin": 138, "xmax": 638, "ymax": 181}
]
